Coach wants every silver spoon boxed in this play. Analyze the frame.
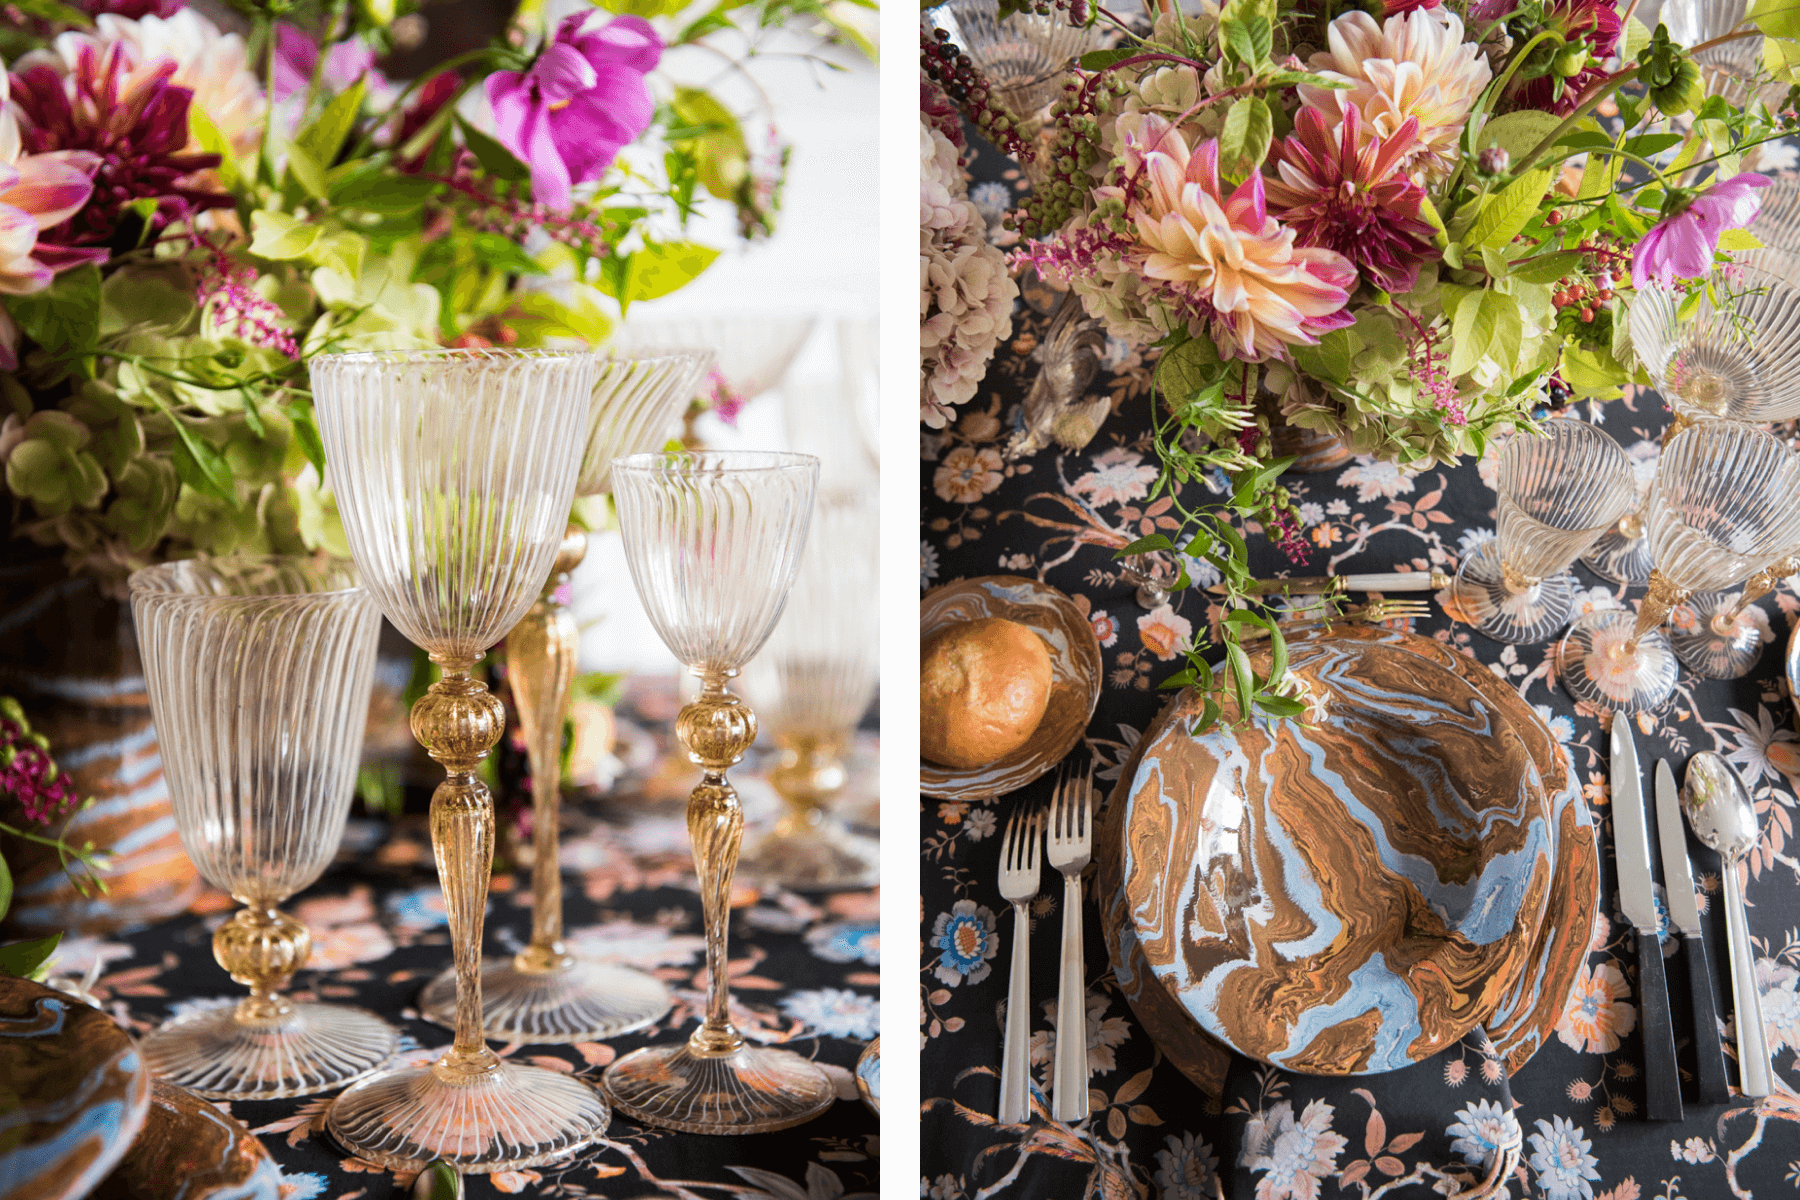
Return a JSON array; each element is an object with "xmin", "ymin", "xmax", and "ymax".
[{"xmin": 1682, "ymin": 752, "xmax": 1772, "ymax": 1098}]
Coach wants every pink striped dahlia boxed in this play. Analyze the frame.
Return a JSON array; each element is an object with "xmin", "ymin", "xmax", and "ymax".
[
  {"xmin": 1264, "ymin": 106, "xmax": 1440, "ymax": 294},
  {"xmin": 1120, "ymin": 119, "xmax": 1356, "ymax": 361}
]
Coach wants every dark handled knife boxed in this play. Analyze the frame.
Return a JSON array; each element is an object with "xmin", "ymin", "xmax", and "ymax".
[
  {"xmin": 1656, "ymin": 758, "xmax": 1732, "ymax": 1106},
  {"xmin": 1612, "ymin": 720, "xmax": 1683, "ymax": 1120}
]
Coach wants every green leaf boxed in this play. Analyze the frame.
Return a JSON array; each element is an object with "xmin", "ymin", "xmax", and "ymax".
[
  {"xmin": 1079, "ymin": 47, "xmax": 1134, "ymax": 69},
  {"xmin": 284, "ymin": 401, "xmax": 326, "ymax": 475},
  {"xmin": 1719, "ymin": 228, "xmax": 1767, "ymax": 250},
  {"xmin": 1447, "ymin": 287, "xmax": 1523, "ymax": 376},
  {"xmin": 1478, "ymin": 110, "xmax": 1563, "ymax": 165},
  {"xmin": 150, "ymin": 401, "xmax": 237, "ymax": 505},
  {"xmin": 1197, "ymin": 697, "xmax": 1222, "ymax": 730},
  {"xmin": 295, "ymin": 77, "xmax": 368, "ymax": 171},
  {"xmin": 0, "ymin": 932, "xmax": 61, "ymax": 980},
  {"xmin": 7, "ymin": 265, "xmax": 101, "ymax": 379},
  {"xmin": 1511, "ymin": 250, "xmax": 1584, "ymax": 284},
  {"xmin": 1266, "ymin": 622, "xmax": 1288, "ymax": 688},
  {"xmin": 0, "ymin": 854, "xmax": 10, "ymax": 924},
  {"xmin": 1155, "ymin": 334, "xmax": 1223, "ymax": 404},
  {"xmin": 456, "ymin": 114, "xmax": 529, "ymax": 183},
  {"xmin": 1217, "ymin": 96, "xmax": 1273, "ymax": 184},
  {"xmin": 1117, "ymin": 534, "xmax": 1175, "ymax": 557},
  {"xmin": 188, "ymin": 106, "xmax": 241, "ymax": 190},
  {"xmin": 1219, "ymin": 0, "xmax": 1273, "ymax": 66},
  {"xmin": 1765, "ymin": 35, "xmax": 1800, "ymax": 81},
  {"xmin": 668, "ymin": 87, "xmax": 749, "ymax": 203},
  {"xmin": 249, "ymin": 210, "xmax": 322, "ymax": 261},
  {"xmin": 596, "ymin": 241, "xmax": 720, "ymax": 308},
  {"xmin": 1466, "ymin": 168, "xmax": 1554, "ymax": 250},
  {"xmin": 285, "ymin": 142, "xmax": 330, "ymax": 202},
  {"xmin": 1255, "ymin": 694, "xmax": 1307, "ymax": 718},
  {"xmin": 331, "ymin": 171, "xmax": 437, "ymax": 213},
  {"xmin": 1753, "ymin": 0, "xmax": 1800, "ymax": 40},
  {"xmin": 1226, "ymin": 641, "xmax": 1254, "ymax": 719}
]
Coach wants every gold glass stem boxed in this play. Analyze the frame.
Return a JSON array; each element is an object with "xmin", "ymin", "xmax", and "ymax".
[
  {"xmin": 217, "ymin": 904, "xmax": 309, "ymax": 1023},
  {"xmin": 1499, "ymin": 559, "xmax": 1543, "ymax": 597},
  {"xmin": 412, "ymin": 659, "xmax": 507, "ymax": 1075},
  {"xmin": 1722, "ymin": 554, "xmax": 1800, "ymax": 628},
  {"xmin": 1625, "ymin": 571, "xmax": 1690, "ymax": 656},
  {"xmin": 769, "ymin": 732, "xmax": 849, "ymax": 829},
  {"xmin": 675, "ymin": 672, "xmax": 758, "ymax": 1057},
  {"xmin": 504, "ymin": 527, "xmax": 588, "ymax": 974}
]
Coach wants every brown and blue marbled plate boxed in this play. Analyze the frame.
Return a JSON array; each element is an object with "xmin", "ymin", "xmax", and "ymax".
[{"xmin": 1111, "ymin": 624, "xmax": 1582, "ymax": 1076}]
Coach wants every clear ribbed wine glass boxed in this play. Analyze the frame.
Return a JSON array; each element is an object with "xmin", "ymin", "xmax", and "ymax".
[
  {"xmin": 928, "ymin": 0, "xmax": 1104, "ymax": 121},
  {"xmin": 1560, "ymin": 421, "xmax": 1800, "ymax": 713},
  {"xmin": 602, "ymin": 450, "xmax": 834, "ymax": 1135},
  {"xmin": 419, "ymin": 349, "xmax": 714, "ymax": 1047},
  {"xmin": 1453, "ymin": 419, "xmax": 1636, "ymax": 644},
  {"xmin": 737, "ymin": 482, "xmax": 880, "ymax": 890},
  {"xmin": 1669, "ymin": 545, "xmax": 1800, "ymax": 677},
  {"xmin": 1750, "ymin": 175, "xmax": 1800, "ymax": 254},
  {"xmin": 309, "ymin": 348, "xmax": 608, "ymax": 1173},
  {"xmin": 1663, "ymin": 0, "xmax": 1787, "ymax": 114},
  {"xmin": 611, "ymin": 315, "xmax": 815, "ymax": 444},
  {"xmin": 130, "ymin": 556, "xmax": 396, "ymax": 1099},
  {"xmin": 1628, "ymin": 252, "xmax": 1800, "ymax": 431},
  {"xmin": 1579, "ymin": 438, "xmax": 1659, "ymax": 585}
]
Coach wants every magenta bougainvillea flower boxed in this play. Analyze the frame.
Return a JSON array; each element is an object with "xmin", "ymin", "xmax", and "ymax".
[
  {"xmin": 484, "ymin": 13, "xmax": 661, "ymax": 212},
  {"xmin": 1265, "ymin": 107, "xmax": 1440, "ymax": 294},
  {"xmin": 1633, "ymin": 172, "xmax": 1770, "ymax": 289},
  {"xmin": 9, "ymin": 43, "xmax": 232, "ymax": 249},
  {"xmin": 0, "ymin": 703, "xmax": 82, "ymax": 827}
]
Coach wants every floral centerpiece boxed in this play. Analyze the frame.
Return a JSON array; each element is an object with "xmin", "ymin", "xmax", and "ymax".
[
  {"xmin": 923, "ymin": 0, "xmax": 1796, "ymax": 717},
  {"xmin": 0, "ymin": 0, "xmax": 868, "ymax": 589}
]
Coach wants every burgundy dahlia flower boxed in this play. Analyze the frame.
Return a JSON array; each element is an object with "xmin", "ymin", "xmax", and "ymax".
[
  {"xmin": 1505, "ymin": 0, "xmax": 1621, "ymax": 115},
  {"xmin": 9, "ymin": 42, "xmax": 232, "ymax": 252},
  {"xmin": 1264, "ymin": 107, "xmax": 1440, "ymax": 295}
]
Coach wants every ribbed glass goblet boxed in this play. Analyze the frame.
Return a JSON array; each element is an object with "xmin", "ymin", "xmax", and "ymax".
[
  {"xmin": 1579, "ymin": 438, "xmax": 1659, "ymax": 585},
  {"xmin": 420, "ymin": 348, "xmax": 714, "ymax": 1046},
  {"xmin": 1663, "ymin": 0, "xmax": 1787, "ymax": 113},
  {"xmin": 929, "ymin": 0, "xmax": 1104, "ymax": 121},
  {"xmin": 1628, "ymin": 252, "xmax": 1800, "ymax": 432},
  {"xmin": 130, "ymin": 556, "xmax": 396, "ymax": 1099},
  {"xmin": 309, "ymin": 348, "xmax": 608, "ymax": 1173},
  {"xmin": 737, "ymin": 482, "xmax": 880, "ymax": 890},
  {"xmin": 602, "ymin": 450, "xmax": 833, "ymax": 1135},
  {"xmin": 1454, "ymin": 419, "xmax": 1636, "ymax": 644},
  {"xmin": 1750, "ymin": 175, "xmax": 1800, "ymax": 254},
  {"xmin": 1560, "ymin": 422, "xmax": 1800, "ymax": 713},
  {"xmin": 1669, "ymin": 546, "xmax": 1800, "ymax": 677},
  {"xmin": 611, "ymin": 315, "xmax": 815, "ymax": 440}
]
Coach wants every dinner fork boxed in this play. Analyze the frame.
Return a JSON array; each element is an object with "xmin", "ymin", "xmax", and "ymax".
[
  {"xmin": 997, "ymin": 803, "xmax": 1042, "ymax": 1125},
  {"xmin": 1047, "ymin": 762, "xmax": 1094, "ymax": 1122},
  {"xmin": 1241, "ymin": 597, "xmax": 1434, "ymax": 637}
]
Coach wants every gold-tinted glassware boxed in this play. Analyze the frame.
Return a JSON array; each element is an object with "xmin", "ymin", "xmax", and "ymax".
[
  {"xmin": 130, "ymin": 556, "xmax": 396, "ymax": 1099},
  {"xmin": 1669, "ymin": 550, "xmax": 1800, "ymax": 678},
  {"xmin": 1559, "ymin": 422, "xmax": 1800, "ymax": 713},
  {"xmin": 309, "ymin": 348, "xmax": 608, "ymax": 1173},
  {"xmin": 738, "ymin": 482, "xmax": 880, "ymax": 890},
  {"xmin": 418, "ymin": 349, "xmax": 714, "ymax": 1046},
  {"xmin": 601, "ymin": 450, "xmax": 833, "ymax": 1135},
  {"xmin": 1453, "ymin": 419, "xmax": 1635, "ymax": 644}
]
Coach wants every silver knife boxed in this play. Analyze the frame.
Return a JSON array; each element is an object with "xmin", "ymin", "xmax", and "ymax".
[
  {"xmin": 1613, "ymin": 720, "xmax": 1683, "ymax": 1120},
  {"xmin": 1656, "ymin": 758, "xmax": 1732, "ymax": 1105}
]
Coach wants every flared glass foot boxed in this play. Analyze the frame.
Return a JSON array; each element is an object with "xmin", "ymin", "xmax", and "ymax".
[
  {"xmin": 1453, "ymin": 542, "xmax": 1575, "ymax": 644},
  {"xmin": 1558, "ymin": 610, "xmax": 1680, "ymax": 713},
  {"xmin": 325, "ymin": 1057, "xmax": 611, "ymax": 1172},
  {"xmin": 141, "ymin": 1001, "xmax": 398, "ymax": 1100},
  {"xmin": 1580, "ymin": 524, "xmax": 1653, "ymax": 586},
  {"xmin": 742, "ymin": 814, "xmax": 880, "ymax": 891},
  {"xmin": 419, "ymin": 956, "xmax": 672, "ymax": 1044},
  {"xmin": 602, "ymin": 1041, "xmax": 835, "ymax": 1135},
  {"xmin": 1669, "ymin": 592, "xmax": 1764, "ymax": 679}
]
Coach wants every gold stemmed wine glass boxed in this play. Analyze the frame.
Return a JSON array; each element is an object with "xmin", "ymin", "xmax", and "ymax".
[
  {"xmin": 419, "ymin": 349, "xmax": 714, "ymax": 1045},
  {"xmin": 1668, "ymin": 546, "xmax": 1800, "ymax": 678},
  {"xmin": 309, "ymin": 348, "xmax": 607, "ymax": 1172},
  {"xmin": 601, "ymin": 449, "xmax": 833, "ymax": 1134},
  {"xmin": 1451, "ymin": 418, "xmax": 1636, "ymax": 644},
  {"xmin": 1558, "ymin": 421, "xmax": 1800, "ymax": 713},
  {"xmin": 130, "ymin": 556, "xmax": 397, "ymax": 1099},
  {"xmin": 737, "ymin": 482, "xmax": 881, "ymax": 890}
]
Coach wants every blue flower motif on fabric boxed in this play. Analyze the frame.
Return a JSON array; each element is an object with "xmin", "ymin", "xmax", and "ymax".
[
  {"xmin": 806, "ymin": 920, "xmax": 880, "ymax": 965},
  {"xmin": 1527, "ymin": 1116, "xmax": 1600, "ymax": 1200},
  {"xmin": 780, "ymin": 987, "xmax": 879, "ymax": 1039},
  {"xmin": 929, "ymin": 899, "xmax": 998, "ymax": 988},
  {"xmin": 1446, "ymin": 1098, "xmax": 1517, "ymax": 1171},
  {"xmin": 275, "ymin": 1170, "xmax": 327, "ymax": 1200}
]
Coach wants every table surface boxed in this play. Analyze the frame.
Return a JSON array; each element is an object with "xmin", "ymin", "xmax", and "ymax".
[
  {"xmin": 49, "ymin": 685, "xmax": 880, "ymax": 1200},
  {"xmin": 921, "ymin": 144, "xmax": 1800, "ymax": 1199}
]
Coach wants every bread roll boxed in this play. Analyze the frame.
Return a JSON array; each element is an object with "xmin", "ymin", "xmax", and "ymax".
[{"xmin": 921, "ymin": 617, "xmax": 1054, "ymax": 769}]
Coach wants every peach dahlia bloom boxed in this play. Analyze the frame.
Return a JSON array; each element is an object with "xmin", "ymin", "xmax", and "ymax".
[
  {"xmin": 1298, "ymin": 7, "xmax": 1491, "ymax": 184},
  {"xmin": 1121, "ymin": 119, "xmax": 1355, "ymax": 361}
]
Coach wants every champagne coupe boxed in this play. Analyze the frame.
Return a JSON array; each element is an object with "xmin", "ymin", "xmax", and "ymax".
[
  {"xmin": 130, "ymin": 556, "xmax": 396, "ymax": 1099},
  {"xmin": 738, "ymin": 482, "xmax": 880, "ymax": 890},
  {"xmin": 929, "ymin": 0, "xmax": 1105, "ymax": 127},
  {"xmin": 612, "ymin": 315, "xmax": 815, "ymax": 445},
  {"xmin": 1559, "ymin": 421, "xmax": 1800, "ymax": 713},
  {"xmin": 602, "ymin": 450, "xmax": 834, "ymax": 1134},
  {"xmin": 310, "ymin": 348, "xmax": 608, "ymax": 1172},
  {"xmin": 1579, "ymin": 442, "xmax": 1658, "ymax": 586},
  {"xmin": 1668, "ymin": 548, "xmax": 1800, "ymax": 677},
  {"xmin": 419, "ymin": 349, "xmax": 714, "ymax": 1045},
  {"xmin": 1453, "ymin": 419, "xmax": 1636, "ymax": 644}
]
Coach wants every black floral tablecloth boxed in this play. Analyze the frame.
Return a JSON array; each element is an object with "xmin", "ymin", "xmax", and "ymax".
[
  {"xmin": 49, "ymin": 683, "xmax": 879, "ymax": 1200},
  {"xmin": 921, "ymin": 142, "xmax": 1800, "ymax": 1199}
]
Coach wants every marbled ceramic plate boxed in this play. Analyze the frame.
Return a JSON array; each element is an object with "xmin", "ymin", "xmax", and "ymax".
[
  {"xmin": 1112, "ymin": 624, "xmax": 1566, "ymax": 1075},
  {"xmin": 920, "ymin": 576, "xmax": 1101, "ymax": 801},
  {"xmin": 0, "ymin": 977, "xmax": 150, "ymax": 1200},
  {"xmin": 91, "ymin": 1078, "xmax": 281, "ymax": 1200}
]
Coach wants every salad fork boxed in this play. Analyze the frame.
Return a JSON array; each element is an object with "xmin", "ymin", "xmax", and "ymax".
[
  {"xmin": 1047, "ymin": 763, "xmax": 1093, "ymax": 1122},
  {"xmin": 997, "ymin": 803, "xmax": 1042, "ymax": 1124}
]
